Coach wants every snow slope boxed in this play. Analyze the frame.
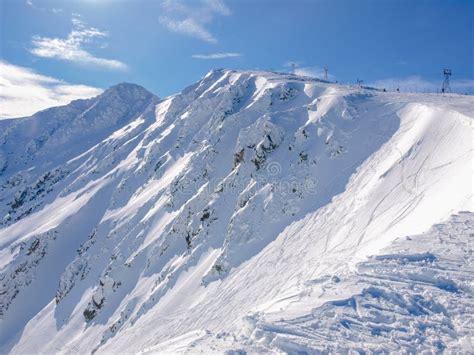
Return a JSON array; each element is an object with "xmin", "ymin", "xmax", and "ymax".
[
  {"xmin": 146, "ymin": 212, "xmax": 474, "ymax": 353},
  {"xmin": 0, "ymin": 70, "xmax": 472, "ymax": 353}
]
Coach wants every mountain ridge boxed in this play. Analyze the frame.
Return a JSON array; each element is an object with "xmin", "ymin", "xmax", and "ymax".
[{"xmin": 0, "ymin": 69, "xmax": 472, "ymax": 353}]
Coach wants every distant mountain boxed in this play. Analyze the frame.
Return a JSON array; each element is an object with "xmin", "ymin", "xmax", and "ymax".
[
  {"xmin": 0, "ymin": 82, "xmax": 157, "ymax": 180},
  {"xmin": 0, "ymin": 70, "xmax": 472, "ymax": 353}
]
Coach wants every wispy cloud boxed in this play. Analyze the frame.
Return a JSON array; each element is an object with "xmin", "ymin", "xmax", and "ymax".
[
  {"xmin": 192, "ymin": 52, "xmax": 241, "ymax": 59},
  {"xmin": 369, "ymin": 76, "xmax": 474, "ymax": 93},
  {"xmin": 30, "ymin": 15, "xmax": 127, "ymax": 71},
  {"xmin": 26, "ymin": 0, "xmax": 63, "ymax": 14},
  {"xmin": 159, "ymin": 17, "xmax": 217, "ymax": 43},
  {"xmin": 159, "ymin": 0, "xmax": 231, "ymax": 43},
  {"xmin": 0, "ymin": 61, "xmax": 103, "ymax": 119}
]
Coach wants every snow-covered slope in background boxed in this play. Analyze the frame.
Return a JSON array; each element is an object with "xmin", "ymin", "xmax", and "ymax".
[{"xmin": 0, "ymin": 70, "xmax": 472, "ymax": 353}]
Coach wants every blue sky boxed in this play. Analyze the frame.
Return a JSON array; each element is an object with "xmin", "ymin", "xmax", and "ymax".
[{"xmin": 1, "ymin": 0, "xmax": 473, "ymax": 117}]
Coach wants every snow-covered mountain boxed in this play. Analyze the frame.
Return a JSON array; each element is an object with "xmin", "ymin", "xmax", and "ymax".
[{"xmin": 0, "ymin": 69, "xmax": 472, "ymax": 353}]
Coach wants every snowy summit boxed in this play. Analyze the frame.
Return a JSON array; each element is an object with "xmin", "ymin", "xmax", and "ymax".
[{"xmin": 0, "ymin": 69, "xmax": 473, "ymax": 353}]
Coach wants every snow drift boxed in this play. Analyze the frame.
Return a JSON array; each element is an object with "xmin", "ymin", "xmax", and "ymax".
[{"xmin": 0, "ymin": 70, "xmax": 472, "ymax": 353}]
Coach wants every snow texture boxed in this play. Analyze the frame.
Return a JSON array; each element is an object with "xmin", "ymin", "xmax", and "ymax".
[{"xmin": 0, "ymin": 69, "xmax": 472, "ymax": 353}]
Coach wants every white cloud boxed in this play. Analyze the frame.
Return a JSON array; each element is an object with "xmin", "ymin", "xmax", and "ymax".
[
  {"xmin": 192, "ymin": 52, "xmax": 241, "ymax": 59},
  {"xmin": 369, "ymin": 76, "xmax": 474, "ymax": 93},
  {"xmin": 159, "ymin": 17, "xmax": 217, "ymax": 44},
  {"xmin": 0, "ymin": 61, "xmax": 103, "ymax": 119},
  {"xmin": 26, "ymin": 0, "xmax": 63, "ymax": 14},
  {"xmin": 159, "ymin": 0, "xmax": 230, "ymax": 43},
  {"xmin": 30, "ymin": 16, "xmax": 127, "ymax": 70},
  {"xmin": 203, "ymin": 0, "xmax": 231, "ymax": 16}
]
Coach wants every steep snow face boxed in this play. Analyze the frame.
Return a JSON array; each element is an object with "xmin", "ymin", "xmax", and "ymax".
[{"xmin": 0, "ymin": 70, "xmax": 472, "ymax": 353}]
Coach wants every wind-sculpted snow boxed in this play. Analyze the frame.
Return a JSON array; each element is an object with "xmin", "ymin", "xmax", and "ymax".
[
  {"xmin": 152, "ymin": 212, "xmax": 473, "ymax": 353},
  {"xmin": 0, "ymin": 70, "xmax": 472, "ymax": 353}
]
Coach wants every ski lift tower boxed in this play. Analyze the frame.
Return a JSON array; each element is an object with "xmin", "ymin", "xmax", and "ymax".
[
  {"xmin": 442, "ymin": 69, "xmax": 452, "ymax": 93},
  {"xmin": 323, "ymin": 67, "xmax": 328, "ymax": 81}
]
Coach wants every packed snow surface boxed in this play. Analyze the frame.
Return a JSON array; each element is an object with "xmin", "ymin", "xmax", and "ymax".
[{"xmin": 0, "ymin": 70, "xmax": 472, "ymax": 353}]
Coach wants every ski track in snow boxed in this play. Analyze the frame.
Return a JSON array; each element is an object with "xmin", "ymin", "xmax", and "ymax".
[{"xmin": 0, "ymin": 70, "xmax": 472, "ymax": 353}]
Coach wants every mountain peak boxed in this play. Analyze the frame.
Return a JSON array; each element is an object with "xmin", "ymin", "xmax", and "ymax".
[
  {"xmin": 1, "ymin": 68, "xmax": 473, "ymax": 354},
  {"xmin": 100, "ymin": 82, "xmax": 157, "ymax": 101}
]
